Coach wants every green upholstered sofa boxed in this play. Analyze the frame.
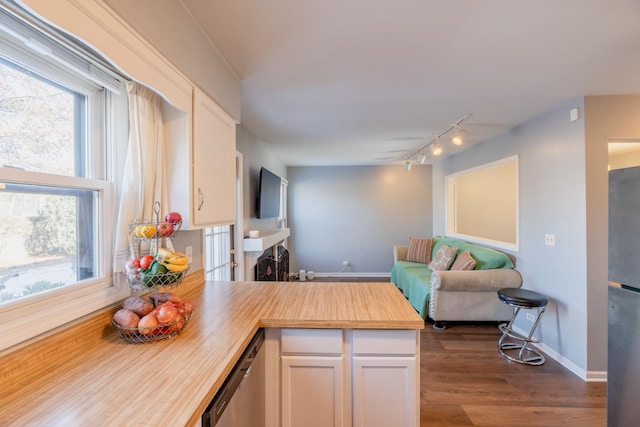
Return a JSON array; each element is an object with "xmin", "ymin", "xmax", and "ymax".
[{"xmin": 391, "ymin": 237, "xmax": 522, "ymax": 328}]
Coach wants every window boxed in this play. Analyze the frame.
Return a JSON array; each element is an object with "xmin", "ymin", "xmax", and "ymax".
[
  {"xmin": 205, "ymin": 225, "xmax": 232, "ymax": 281},
  {"xmin": 0, "ymin": 4, "xmax": 128, "ymax": 350},
  {"xmin": 445, "ymin": 155, "xmax": 519, "ymax": 251}
]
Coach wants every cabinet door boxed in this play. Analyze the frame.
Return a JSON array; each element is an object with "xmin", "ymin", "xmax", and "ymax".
[
  {"xmin": 352, "ymin": 356, "xmax": 418, "ymax": 427},
  {"xmin": 281, "ymin": 355, "xmax": 345, "ymax": 427},
  {"xmin": 192, "ymin": 87, "xmax": 236, "ymax": 226}
]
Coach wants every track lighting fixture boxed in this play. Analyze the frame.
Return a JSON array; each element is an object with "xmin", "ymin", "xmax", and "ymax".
[
  {"xmin": 402, "ymin": 113, "xmax": 472, "ymax": 171},
  {"xmin": 451, "ymin": 127, "xmax": 467, "ymax": 146}
]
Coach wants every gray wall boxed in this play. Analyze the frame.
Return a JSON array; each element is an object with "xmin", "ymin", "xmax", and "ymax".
[
  {"xmin": 236, "ymin": 125, "xmax": 287, "ymax": 279},
  {"xmin": 287, "ymin": 165, "xmax": 432, "ymax": 276},
  {"xmin": 236, "ymin": 125, "xmax": 287, "ymax": 233},
  {"xmin": 434, "ymin": 98, "xmax": 590, "ymax": 371},
  {"xmin": 434, "ymin": 95, "xmax": 640, "ymax": 376}
]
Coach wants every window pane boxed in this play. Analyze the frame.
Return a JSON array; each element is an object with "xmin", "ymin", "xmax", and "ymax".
[
  {"xmin": 205, "ymin": 225, "xmax": 231, "ymax": 281},
  {"xmin": 0, "ymin": 58, "xmax": 85, "ymax": 177},
  {"xmin": 0, "ymin": 183, "xmax": 97, "ymax": 304}
]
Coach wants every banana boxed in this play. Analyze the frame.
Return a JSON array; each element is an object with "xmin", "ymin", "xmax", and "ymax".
[
  {"xmin": 155, "ymin": 247, "xmax": 189, "ymax": 273},
  {"xmin": 163, "ymin": 262, "xmax": 189, "ymax": 273},
  {"xmin": 156, "ymin": 248, "xmax": 189, "ymax": 264},
  {"xmin": 167, "ymin": 255, "xmax": 189, "ymax": 265}
]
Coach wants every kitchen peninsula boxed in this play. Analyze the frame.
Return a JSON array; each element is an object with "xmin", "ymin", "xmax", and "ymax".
[{"xmin": 0, "ymin": 273, "xmax": 424, "ymax": 426}]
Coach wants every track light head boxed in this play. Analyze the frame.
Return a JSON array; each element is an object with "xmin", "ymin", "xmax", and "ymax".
[
  {"xmin": 430, "ymin": 142, "xmax": 443, "ymax": 156},
  {"xmin": 418, "ymin": 153, "xmax": 427, "ymax": 164},
  {"xmin": 404, "ymin": 160, "xmax": 412, "ymax": 171},
  {"xmin": 452, "ymin": 128, "xmax": 467, "ymax": 146}
]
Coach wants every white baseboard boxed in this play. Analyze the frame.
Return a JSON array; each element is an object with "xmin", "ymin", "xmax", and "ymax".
[
  {"xmin": 313, "ymin": 272, "xmax": 391, "ymax": 278},
  {"xmin": 512, "ymin": 325, "xmax": 607, "ymax": 382}
]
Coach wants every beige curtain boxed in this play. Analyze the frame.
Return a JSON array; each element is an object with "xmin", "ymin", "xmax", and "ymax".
[{"xmin": 114, "ymin": 82, "xmax": 169, "ymax": 273}]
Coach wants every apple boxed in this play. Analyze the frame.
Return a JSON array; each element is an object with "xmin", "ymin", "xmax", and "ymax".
[
  {"xmin": 165, "ymin": 211, "xmax": 182, "ymax": 223},
  {"xmin": 128, "ymin": 258, "xmax": 141, "ymax": 269},
  {"xmin": 157, "ymin": 221, "xmax": 174, "ymax": 237},
  {"xmin": 139, "ymin": 255, "xmax": 154, "ymax": 271}
]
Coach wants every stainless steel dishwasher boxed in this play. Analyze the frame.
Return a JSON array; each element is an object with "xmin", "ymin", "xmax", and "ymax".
[{"xmin": 202, "ymin": 328, "xmax": 265, "ymax": 427}]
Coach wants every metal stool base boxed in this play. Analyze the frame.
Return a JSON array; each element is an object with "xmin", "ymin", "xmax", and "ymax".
[
  {"xmin": 498, "ymin": 324, "xmax": 545, "ymax": 365},
  {"xmin": 497, "ymin": 304, "xmax": 546, "ymax": 366}
]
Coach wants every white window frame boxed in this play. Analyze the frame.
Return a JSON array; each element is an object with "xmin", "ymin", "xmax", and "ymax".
[
  {"xmin": 205, "ymin": 225, "xmax": 232, "ymax": 281},
  {"xmin": 0, "ymin": 6, "xmax": 128, "ymax": 351},
  {"xmin": 279, "ymin": 178, "xmax": 288, "ymax": 230},
  {"xmin": 445, "ymin": 155, "xmax": 520, "ymax": 252}
]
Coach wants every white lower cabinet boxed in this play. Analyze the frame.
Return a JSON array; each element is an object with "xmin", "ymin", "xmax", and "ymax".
[
  {"xmin": 265, "ymin": 328, "xmax": 419, "ymax": 427},
  {"xmin": 352, "ymin": 357, "xmax": 417, "ymax": 427},
  {"xmin": 281, "ymin": 355, "xmax": 345, "ymax": 427},
  {"xmin": 351, "ymin": 329, "xmax": 418, "ymax": 427}
]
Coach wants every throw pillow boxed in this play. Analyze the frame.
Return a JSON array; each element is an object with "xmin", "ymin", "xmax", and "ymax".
[
  {"xmin": 450, "ymin": 250, "xmax": 477, "ymax": 271},
  {"xmin": 428, "ymin": 245, "xmax": 457, "ymax": 271},
  {"xmin": 406, "ymin": 237, "xmax": 433, "ymax": 264}
]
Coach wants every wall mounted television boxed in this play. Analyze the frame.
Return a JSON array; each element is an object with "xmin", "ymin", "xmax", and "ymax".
[{"xmin": 257, "ymin": 167, "xmax": 281, "ymax": 218}]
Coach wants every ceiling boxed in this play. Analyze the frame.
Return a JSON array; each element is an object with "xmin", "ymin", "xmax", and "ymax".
[{"xmin": 181, "ymin": 0, "xmax": 640, "ymax": 166}]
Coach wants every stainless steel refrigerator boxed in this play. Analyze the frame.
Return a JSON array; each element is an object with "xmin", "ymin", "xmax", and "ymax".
[{"xmin": 608, "ymin": 166, "xmax": 640, "ymax": 426}]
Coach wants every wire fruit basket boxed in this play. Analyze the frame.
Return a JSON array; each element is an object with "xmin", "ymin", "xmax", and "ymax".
[
  {"xmin": 129, "ymin": 220, "xmax": 182, "ymax": 240},
  {"xmin": 115, "ymin": 202, "xmax": 193, "ymax": 343},
  {"xmin": 113, "ymin": 311, "xmax": 192, "ymax": 344},
  {"xmin": 125, "ymin": 263, "xmax": 188, "ymax": 291}
]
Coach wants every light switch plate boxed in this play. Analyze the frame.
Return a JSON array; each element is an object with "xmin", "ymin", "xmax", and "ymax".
[{"xmin": 570, "ymin": 108, "xmax": 579, "ymax": 122}]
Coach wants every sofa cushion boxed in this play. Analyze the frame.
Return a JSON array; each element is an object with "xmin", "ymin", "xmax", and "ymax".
[
  {"xmin": 432, "ymin": 237, "xmax": 514, "ymax": 270},
  {"xmin": 406, "ymin": 237, "xmax": 433, "ymax": 264},
  {"xmin": 428, "ymin": 245, "xmax": 457, "ymax": 271},
  {"xmin": 450, "ymin": 250, "xmax": 477, "ymax": 271}
]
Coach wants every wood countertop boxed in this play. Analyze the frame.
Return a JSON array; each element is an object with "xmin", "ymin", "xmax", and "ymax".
[{"xmin": 0, "ymin": 274, "xmax": 423, "ymax": 426}]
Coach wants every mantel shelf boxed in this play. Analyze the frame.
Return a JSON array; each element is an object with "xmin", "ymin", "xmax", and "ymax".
[{"xmin": 243, "ymin": 228, "xmax": 290, "ymax": 252}]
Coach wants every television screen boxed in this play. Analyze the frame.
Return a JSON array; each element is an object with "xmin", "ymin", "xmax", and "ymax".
[{"xmin": 257, "ymin": 167, "xmax": 281, "ymax": 218}]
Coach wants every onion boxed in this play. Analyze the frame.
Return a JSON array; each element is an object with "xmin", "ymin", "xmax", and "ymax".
[
  {"xmin": 182, "ymin": 299, "xmax": 195, "ymax": 314},
  {"xmin": 155, "ymin": 302, "xmax": 178, "ymax": 324},
  {"xmin": 169, "ymin": 314, "xmax": 185, "ymax": 333},
  {"xmin": 138, "ymin": 313, "xmax": 158, "ymax": 335}
]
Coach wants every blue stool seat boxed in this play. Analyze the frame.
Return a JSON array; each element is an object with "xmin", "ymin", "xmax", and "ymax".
[{"xmin": 497, "ymin": 288, "xmax": 548, "ymax": 365}]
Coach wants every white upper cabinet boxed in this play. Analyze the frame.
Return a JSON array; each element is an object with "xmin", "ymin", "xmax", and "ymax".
[
  {"xmin": 164, "ymin": 88, "xmax": 236, "ymax": 229},
  {"xmin": 143, "ymin": 84, "xmax": 239, "ymax": 230},
  {"xmin": 191, "ymin": 87, "xmax": 237, "ymax": 227}
]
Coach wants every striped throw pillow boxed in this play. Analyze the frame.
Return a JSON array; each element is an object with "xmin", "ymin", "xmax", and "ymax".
[
  {"xmin": 406, "ymin": 237, "xmax": 434, "ymax": 264},
  {"xmin": 450, "ymin": 250, "xmax": 477, "ymax": 271}
]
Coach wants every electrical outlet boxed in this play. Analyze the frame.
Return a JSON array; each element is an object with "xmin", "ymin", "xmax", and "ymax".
[
  {"xmin": 544, "ymin": 234, "xmax": 556, "ymax": 246},
  {"xmin": 185, "ymin": 245, "xmax": 193, "ymax": 262},
  {"xmin": 526, "ymin": 313, "xmax": 535, "ymax": 322},
  {"xmin": 342, "ymin": 260, "xmax": 350, "ymax": 267}
]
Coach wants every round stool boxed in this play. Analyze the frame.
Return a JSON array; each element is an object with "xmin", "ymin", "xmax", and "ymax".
[{"xmin": 497, "ymin": 288, "xmax": 548, "ymax": 365}]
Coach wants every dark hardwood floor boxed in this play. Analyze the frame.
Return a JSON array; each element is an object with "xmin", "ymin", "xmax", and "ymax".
[{"xmin": 420, "ymin": 322, "xmax": 607, "ymax": 426}]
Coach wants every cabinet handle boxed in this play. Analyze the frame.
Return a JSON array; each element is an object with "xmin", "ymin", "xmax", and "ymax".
[{"xmin": 198, "ymin": 187, "xmax": 204, "ymax": 210}]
